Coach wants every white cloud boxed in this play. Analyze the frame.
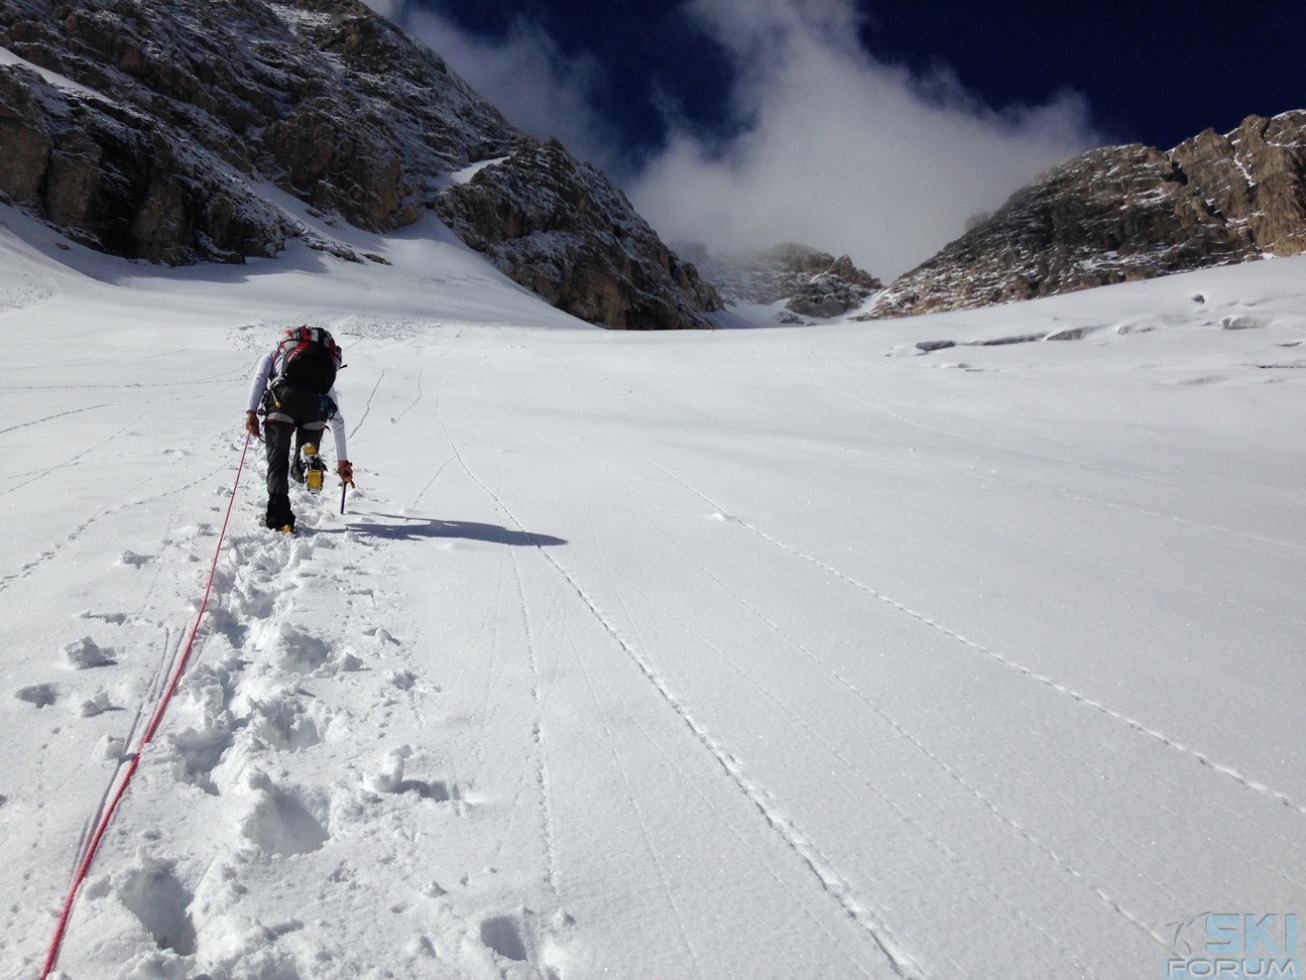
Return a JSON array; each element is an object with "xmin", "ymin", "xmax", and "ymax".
[
  {"xmin": 367, "ymin": 0, "xmax": 1105, "ymax": 279},
  {"xmin": 361, "ymin": 0, "xmax": 621, "ymax": 170},
  {"xmin": 630, "ymin": 0, "xmax": 1103, "ymax": 277}
]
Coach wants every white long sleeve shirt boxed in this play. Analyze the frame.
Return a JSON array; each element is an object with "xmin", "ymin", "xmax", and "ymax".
[{"xmin": 246, "ymin": 350, "xmax": 348, "ymax": 460}]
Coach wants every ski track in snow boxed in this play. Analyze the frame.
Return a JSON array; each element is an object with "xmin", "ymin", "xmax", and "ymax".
[
  {"xmin": 441, "ymin": 422, "xmax": 924, "ymax": 980},
  {"xmin": 392, "ymin": 357, "xmax": 439, "ymax": 425},
  {"xmin": 6, "ymin": 407, "xmax": 155, "ymax": 497},
  {"xmin": 780, "ymin": 422, "xmax": 1306, "ymax": 635},
  {"xmin": 630, "ymin": 448, "xmax": 1306, "ymax": 820},
  {"xmin": 898, "ymin": 463, "xmax": 1306, "ymax": 631},
  {"xmin": 347, "ymin": 365, "xmax": 385, "ymax": 440},
  {"xmin": 750, "ymin": 351, "xmax": 1299, "ymax": 539},
  {"xmin": 606, "ymin": 467, "xmax": 1173, "ymax": 957},
  {"xmin": 0, "ymin": 404, "xmax": 107, "ymax": 436},
  {"xmin": 0, "ymin": 369, "xmax": 247, "ymax": 392},
  {"xmin": 505, "ymin": 545, "xmax": 562, "ymax": 898},
  {"xmin": 0, "ymin": 459, "xmax": 231, "ymax": 596},
  {"xmin": 801, "ymin": 369, "xmax": 1306, "ymax": 555}
]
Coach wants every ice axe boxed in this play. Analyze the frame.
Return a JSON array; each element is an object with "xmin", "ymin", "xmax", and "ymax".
[{"xmin": 338, "ymin": 462, "xmax": 355, "ymax": 515}]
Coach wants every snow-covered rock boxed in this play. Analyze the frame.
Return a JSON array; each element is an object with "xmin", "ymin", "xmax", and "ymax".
[
  {"xmin": 0, "ymin": 0, "xmax": 719, "ymax": 327},
  {"xmin": 870, "ymin": 110, "xmax": 1306, "ymax": 317},
  {"xmin": 435, "ymin": 139, "xmax": 722, "ymax": 330},
  {"xmin": 687, "ymin": 241, "xmax": 882, "ymax": 320}
]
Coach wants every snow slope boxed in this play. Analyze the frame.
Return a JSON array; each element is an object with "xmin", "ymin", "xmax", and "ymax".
[{"xmin": 1, "ymin": 203, "xmax": 1303, "ymax": 980}]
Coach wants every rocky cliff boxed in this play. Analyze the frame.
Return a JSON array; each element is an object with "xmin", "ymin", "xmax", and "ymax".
[
  {"xmin": 0, "ymin": 0, "xmax": 718, "ymax": 328},
  {"xmin": 435, "ymin": 140, "xmax": 720, "ymax": 330},
  {"xmin": 684, "ymin": 242, "xmax": 881, "ymax": 322},
  {"xmin": 870, "ymin": 111, "xmax": 1306, "ymax": 318}
]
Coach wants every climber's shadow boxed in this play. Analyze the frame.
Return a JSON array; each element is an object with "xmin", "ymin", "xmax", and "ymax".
[{"xmin": 349, "ymin": 513, "xmax": 566, "ymax": 547}]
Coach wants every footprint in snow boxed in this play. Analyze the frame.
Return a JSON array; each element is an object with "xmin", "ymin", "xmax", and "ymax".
[
  {"xmin": 240, "ymin": 689, "xmax": 330, "ymax": 752},
  {"xmin": 386, "ymin": 668, "xmax": 417, "ymax": 690},
  {"xmin": 207, "ymin": 605, "xmax": 252, "ymax": 649},
  {"xmin": 267, "ymin": 621, "xmax": 332, "ymax": 674},
  {"xmin": 481, "ymin": 915, "xmax": 530, "ymax": 963},
  {"xmin": 16, "ymin": 683, "xmax": 59, "ymax": 709},
  {"xmin": 404, "ymin": 934, "xmax": 439, "ymax": 962},
  {"xmin": 1222, "ymin": 314, "xmax": 1271, "ymax": 330},
  {"xmin": 239, "ymin": 770, "xmax": 331, "ymax": 857},
  {"xmin": 168, "ymin": 726, "xmax": 233, "ymax": 795},
  {"xmin": 227, "ymin": 577, "xmax": 277, "ymax": 621},
  {"xmin": 164, "ymin": 522, "xmax": 215, "ymax": 544},
  {"xmin": 479, "ymin": 907, "xmax": 578, "ymax": 979},
  {"xmin": 117, "ymin": 550, "xmax": 154, "ymax": 568},
  {"xmin": 116, "ymin": 859, "xmax": 198, "ymax": 956}
]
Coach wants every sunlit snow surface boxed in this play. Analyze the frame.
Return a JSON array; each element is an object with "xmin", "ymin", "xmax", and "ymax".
[{"xmin": 1, "ymin": 203, "xmax": 1303, "ymax": 980}]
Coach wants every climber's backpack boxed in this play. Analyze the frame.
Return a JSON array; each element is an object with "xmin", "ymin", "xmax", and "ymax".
[
  {"xmin": 264, "ymin": 326, "xmax": 343, "ymax": 425},
  {"xmin": 273, "ymin": 325, "xmax": 342, "ymax": 395}
]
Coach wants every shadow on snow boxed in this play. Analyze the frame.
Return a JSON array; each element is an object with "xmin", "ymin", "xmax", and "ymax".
[{"xmin": 345, "ymin": 514, "xmax": 566, "ymax": 547}]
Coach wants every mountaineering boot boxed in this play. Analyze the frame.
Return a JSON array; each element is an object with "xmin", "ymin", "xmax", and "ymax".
[
  {"xmin": 291, "ymin": 454, "xmax": 306, "ymax": 484},
  {"xmin": 266, "ymin": 512, "xmax": 295, "ymax": 532},
  {"xmin": 301, "ymin": 443, "xmax": 327, "ymax": 494},
  {"xmin": 265, "ymin": 494, "xmax": 294, "ymax": 532}
]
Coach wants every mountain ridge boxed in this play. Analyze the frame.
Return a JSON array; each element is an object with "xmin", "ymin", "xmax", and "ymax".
[
  {"xmin": 0, "ymin": 0, "xmax": 719, "ymax": 328},
  {"xmin": 4, "ymin": 2, "xmax": 1303, "ymax": 328},
  {"xmin": 681, "ymin": 242, "xmax": 882, "ymax": 323},
  {"xmin": 868, "ymin": 110, "xmax": 1306, "ymax": 318}
]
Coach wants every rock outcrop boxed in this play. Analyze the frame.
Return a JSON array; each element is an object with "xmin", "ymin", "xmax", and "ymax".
[
  {"xmin": 869, "ymin": 111, "xmax": 1306, "ymax": 318},
  {"xmin": 0, "ymin": 0, "xmax": 719, "ymax": 328},
  {"xmin": 435, "ymin": 140, "xmax": 722, "ymax": 330},
  {"xmin": 688, "ymin": 243, "xmax": 881, "ymax": 321},
  {"xmin": 0, "ymin": 0, "xmax": 516, "ymax": 263}
]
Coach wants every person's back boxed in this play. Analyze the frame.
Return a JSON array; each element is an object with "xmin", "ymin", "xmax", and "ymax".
[{"xmin": 245, "ymin": 326, "xmax": 354, "ymax": 531}]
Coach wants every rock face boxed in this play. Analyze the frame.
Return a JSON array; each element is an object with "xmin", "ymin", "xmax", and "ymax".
[
  {"xmin": 0, "ymin": 0, "xmax": 719, "ymax": 328},
  {"xmin": 688, "ymin": 243, "xmax": 881, "ymax": 321},
  {"xmin": 435, "ymin": 140, "xmax": 722, "ymax": 330},
  {"xmin": 870, "ymin": 111, "xmax": 1306, "ymax": 317},
  {"xmin": 0, "ymin": 0, "xmax": 515, "ymax": 263}
]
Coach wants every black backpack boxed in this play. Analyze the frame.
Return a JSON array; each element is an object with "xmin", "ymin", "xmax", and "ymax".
[{"xmin": 273, "ymin": 326, "xmax": 342, "ymax": 394}]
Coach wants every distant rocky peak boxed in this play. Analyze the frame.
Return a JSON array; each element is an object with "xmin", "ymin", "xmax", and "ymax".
[{"xmin": 687, "ymin": 242, "xmax": 882, "ymax": 321}]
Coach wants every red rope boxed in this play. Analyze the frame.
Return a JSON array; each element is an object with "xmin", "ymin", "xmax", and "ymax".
[{"xmin": 40, "ymin": 430, "xmax": 254, "ymax": 978}]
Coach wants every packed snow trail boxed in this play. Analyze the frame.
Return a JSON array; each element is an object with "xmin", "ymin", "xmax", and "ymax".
[
  {"xmin": 39, "ymin": 431, "xmax": 257, "ymax": 979},
  {"xmin": 1, "ymin": 218, "xmax": 1304, "ymax": 979}
]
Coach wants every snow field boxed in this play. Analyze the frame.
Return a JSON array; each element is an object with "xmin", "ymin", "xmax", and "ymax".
[{"xmin": 1, "ymin": 208, "xmax": 1304, "ymax": 979}]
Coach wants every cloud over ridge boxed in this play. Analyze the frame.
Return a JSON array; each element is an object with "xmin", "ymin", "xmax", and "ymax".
[{"xmin": 368, "ymin": 0, "xmax": 1105, "ymax": 279}]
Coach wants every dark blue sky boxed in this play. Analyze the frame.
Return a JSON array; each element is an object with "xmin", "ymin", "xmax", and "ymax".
[
  {"xmin": 409, "ymin": 0, "xmax": 1306, "ymax": 156},
  {"xmin": 383, "ymin": 0, "xmax": 1305, "ymax": 274}
]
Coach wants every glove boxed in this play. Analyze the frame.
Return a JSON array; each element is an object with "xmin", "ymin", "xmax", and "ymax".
[
  {"xmin": 337, "ymin": 460, "xmax": 354, "ymax": 485},
  {"xmin": 244, "ymin": 410, "xmax": 260, "ymax": 438}
]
